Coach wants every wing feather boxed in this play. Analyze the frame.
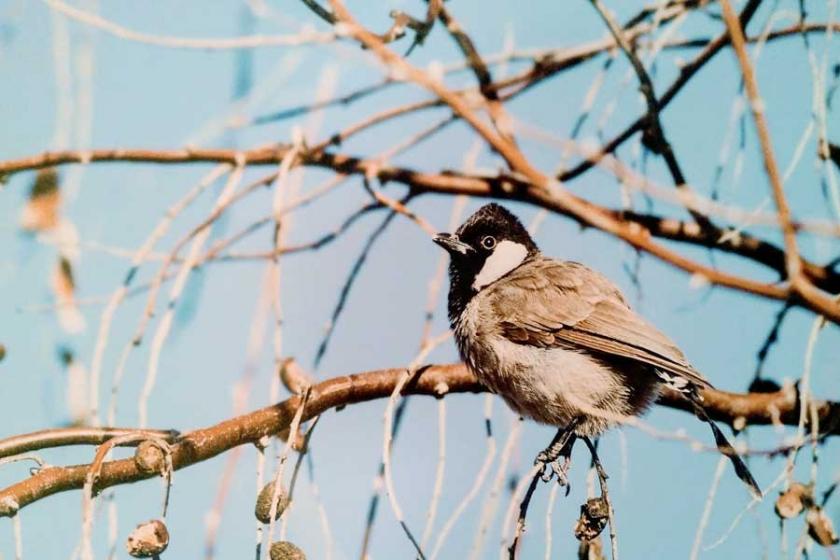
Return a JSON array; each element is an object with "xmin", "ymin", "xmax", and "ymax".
[{"xmin": 489, "ymin": 258, "xmax": 712, "ymax": 389}]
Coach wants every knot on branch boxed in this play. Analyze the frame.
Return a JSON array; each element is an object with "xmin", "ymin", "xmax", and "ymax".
[
  {"xmin": 640, "ymin": 117, "xmax": 667, "ymax": 155},
  {"xmin": 134, "ymin": 441, "xmax": 166, "ymax": 475},
  {"xmin": 0, "ymin": 496, "xmax": 19, "ymax": 517}
]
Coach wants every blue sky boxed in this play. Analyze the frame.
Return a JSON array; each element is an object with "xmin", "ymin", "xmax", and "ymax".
[{"xmin": 1, "ymin": 1, "xmax": 839, "ymax": 558}]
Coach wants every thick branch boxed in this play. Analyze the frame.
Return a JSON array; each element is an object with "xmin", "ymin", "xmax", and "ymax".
[
  {"xmin": 0, "ymin": 364, "xmax": 838, "ymax": 516},
  {"xmin": 2, "ymin": 146, "xmax": 840, "ymax": 300}
]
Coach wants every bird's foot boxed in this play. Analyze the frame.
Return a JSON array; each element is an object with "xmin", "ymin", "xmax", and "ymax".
[
  {"xmin": 533, "ymin": 423, "xmax": 579, "ymax": 490},
  {"xmin": 535, "ymin": 452, "xmax": 572, "ymax": 486}
]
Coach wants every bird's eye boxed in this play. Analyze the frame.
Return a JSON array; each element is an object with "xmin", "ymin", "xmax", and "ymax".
[{"xmin": 481, "ymin": 236, "xmax": 497, "ymax": 250}]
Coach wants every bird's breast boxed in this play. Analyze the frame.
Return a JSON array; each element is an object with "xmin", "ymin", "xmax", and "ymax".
[{"xmin": 453, "ymin": 298, "xmax": 637, "ymax": 433}]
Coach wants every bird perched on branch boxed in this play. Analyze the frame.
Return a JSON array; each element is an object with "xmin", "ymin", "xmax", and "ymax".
[{"xmin": 433, "ymin": 203, "xmax": 760, "ymax": 497}]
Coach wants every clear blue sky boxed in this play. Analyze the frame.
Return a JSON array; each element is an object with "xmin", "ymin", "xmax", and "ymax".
[{"xmin": 0, "ymin": 1, "xmax": 838, "ymax": 558}]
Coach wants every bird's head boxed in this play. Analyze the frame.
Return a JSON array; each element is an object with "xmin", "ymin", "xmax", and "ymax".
[{"xmin": 433, "ymin": 203, "xmax": 539, "ymax": 293}]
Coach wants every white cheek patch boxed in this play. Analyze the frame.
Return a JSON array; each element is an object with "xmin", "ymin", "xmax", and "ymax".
[{"xmin": 472, "ymin": 240, "xmax": 528, "ymax": 291}]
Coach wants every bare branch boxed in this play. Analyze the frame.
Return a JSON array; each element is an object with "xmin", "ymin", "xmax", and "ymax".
[
  {"xmin": 3, "ymin": 146, "xmax": 840, "ymax": 317},
  {"xmin": 45, "ymin": 0, "xmax": 337, "ymax": 49},
  {"xmin": 0, "ymin": 364, "xmax": 838, "ymax": 517},
  {"xmin": 720, "ymin": 0, "xmax": 840, "ymax": 320},
  {"xmin": 589, "ymin": 0, "xmax": 714, "ymax": 229},
  {"xmin": 0, "ymin": 428, "xmax": 178, "ymax": 460},
  {"xmin": 560, "ymin": 0, "xmax": 764, "ymax": 181}
]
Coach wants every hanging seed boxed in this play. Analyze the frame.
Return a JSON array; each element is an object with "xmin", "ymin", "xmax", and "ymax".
[
  {"xmin": 806, "ymin": 506, "xmax": 839, "ymax": 547},
  {"xmin": 269, "ymin": 540, "xmax": 307, "ymax": 560},
  {"xmin": 574, "ymin": 497, "xmax": 609, "ymax": 542},
  {"xmin": 20, "ymin": 168, "xmax": 60, "ymax": 232},
  {"xmin": 255, "ymin": 482, "xmax": 290, "ymax": 524},
  {"xmin": 577, "ymin": 535, "xmax": 605, "ymax": 560},
  {"xmin": 126, "ymin": 519, "xmax": 169, "ymax": 558},
  {"xmin": 774, "ymin": 482, "xmax": 813, "ymax": 519}
]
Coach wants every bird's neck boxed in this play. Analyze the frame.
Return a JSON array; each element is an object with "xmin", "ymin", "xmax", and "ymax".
[{"xmin": 447, "ymin": 264, "xmax": 475, "ymax": 327}]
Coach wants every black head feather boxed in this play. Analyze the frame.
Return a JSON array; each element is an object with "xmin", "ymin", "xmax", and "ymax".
[
  {"xmin": 454, "ymin": 203, "xmax": 539, "ymax": 255},
  {"xmin": 433, "ymin": 203, "xmax": 540, "ymax": 324}
]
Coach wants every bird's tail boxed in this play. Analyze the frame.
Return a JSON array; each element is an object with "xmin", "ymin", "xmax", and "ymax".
[{"xmin": 687, "ymin": 388, "xmax": 762, "ymax": 500}]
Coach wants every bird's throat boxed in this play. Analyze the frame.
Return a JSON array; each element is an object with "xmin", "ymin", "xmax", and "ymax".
[{"xmin": 472, "ymin": 241, "xmax": 528, "ymax": 291}]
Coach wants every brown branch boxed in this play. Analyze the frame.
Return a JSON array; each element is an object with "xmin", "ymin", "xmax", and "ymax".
[
  {"xmin": 0, "ymin": 364, "xmax": 838, "ymax": 517},
  {"xmin": 3, "ymin": 146, "xmax": 840, "ymax": 304},
  {"xmin": 254, "ymin": 2, "xmax": 704, "ymax": 131},
  {"xmin": 403, "ymin": 0, "xmax": 442, "ymax": 54},
  {"xmin": 326, "ymin": 0, "xmax": 543, "ymax": 181},
  {"xmin": 302, "ymin": 17, "xmax": 838, "ymax": 185},
  {"xmin": 720, "ymin": 0, "xmax": 798, "ymax": 277},
  {"xmin": 436, "ymin": 5, "xmax": 516, "ymax": 144},
  {"xmin": 721, "ymin": 0, "xmax": 840, "ymax": 322},
  {"xmin": 322, "ymin": 0, "xmax": 839, "ymax": 317},
  {"xmin": 664, "ymin": 22, "xmax": 840, "ymax": 50},
  {"xmin": 0, "ymin": 428, "xmax": 179, "ymax": 459},
  {"xmin": 589, "ymin": 0, "xmax": 715, "ymax": 230},
  {"xmin": 0, "ymin": 147, "xmax": 290, "ymax": 176}
]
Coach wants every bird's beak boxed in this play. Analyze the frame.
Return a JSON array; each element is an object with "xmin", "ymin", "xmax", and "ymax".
[{"xmin": 433, "ymin": 232, "xmax": 473, "ymax": 256}]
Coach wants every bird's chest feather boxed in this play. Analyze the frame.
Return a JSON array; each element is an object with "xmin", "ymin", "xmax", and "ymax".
[{"xmin": 453, "ymin": 294, "xmax": 629, "ymax": 428}]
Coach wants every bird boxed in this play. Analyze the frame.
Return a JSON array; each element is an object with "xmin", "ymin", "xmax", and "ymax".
[{"xmin": 433, "ymin": 202, "xmax": 760, "ymax": 497}]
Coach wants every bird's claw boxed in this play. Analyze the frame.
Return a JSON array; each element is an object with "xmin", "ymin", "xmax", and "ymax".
[{"xmin": 535, "ymin": 454, "xmax": 571, "ymax": 487}]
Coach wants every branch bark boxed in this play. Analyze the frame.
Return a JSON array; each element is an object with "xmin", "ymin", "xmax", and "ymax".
[{"xmin": 0, "ymin": 364, "xmax": 837, "ymax": 517}]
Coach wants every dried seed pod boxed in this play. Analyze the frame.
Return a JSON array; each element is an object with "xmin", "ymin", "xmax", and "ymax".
[
  {"xmin": 51, "ymin": 256, "xmax": 85, "ymax": 334},
  {"xmin": 806, "ymin": 506, "xmax": 839, "ymax": 547},
  {"xmin": 574, "ymin": 498, "xmax": 609, "ymax": 542},
  {"xmin": 126, "ymin": 519, "xmax": 169, "ymax": 558},
  {"xmin": 577, "ymin": 535, "xmax": 604, "ymax": 560},
  {"xmin": 61, "ymin": 348, "xmax": 88, "ymax": 426},
  {"xmin": 134, "ymin": 441, "xmax": 166, "ymax": 474},
  {"xmin": 20, "ymin": 168, "xmax": 60, "ymax": 232},
  {"xmin": 775, "ymin": 482, "xmax": 813, "ymax": 519},
  {"xmin": 269, "ymin": 540, "xmax": 307, "ymax": 560},
  {"xmin": 255, "ymin": 482, "xmax": 290, "ymax": 524}
]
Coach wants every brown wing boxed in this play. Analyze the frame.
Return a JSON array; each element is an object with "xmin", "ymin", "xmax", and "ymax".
[{"xmin": 488, "ymin": 257, "xmax": 712, "ymax": 389}]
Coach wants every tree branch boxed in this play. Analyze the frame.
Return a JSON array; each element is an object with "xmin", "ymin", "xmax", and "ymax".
[
  {"xmin": 0, "ymin": 364, "xmax": 838, "ymax": 517},
  {"xmin": 721, "ymin": 0, "xmax": 840, "ymax": 321},
  {"xmin": 2, "ymin": 146, "xmax": 840, "ymax": 308},
  {"xmin": 589, "ymin": 0, "xmax": 715, "ymax": 229},
  {"xmin": 0, "ymin": 428, "xmax": 179, "ymax": 459},
  {"xmin": 559, "ymin": 0, "xmax": 764, "ymax": 181}
]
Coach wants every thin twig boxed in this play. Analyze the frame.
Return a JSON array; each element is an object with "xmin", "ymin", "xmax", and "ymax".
[
  {"xmin": 582, "ymin": 437, "xmax": 617, "ymax": 560},
  {"xmin": 46, "ymin": 0, "xmax": 338, "ymax": 49}
]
